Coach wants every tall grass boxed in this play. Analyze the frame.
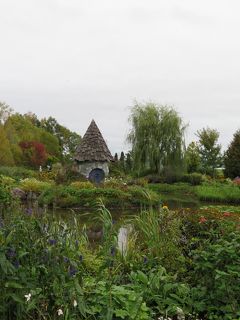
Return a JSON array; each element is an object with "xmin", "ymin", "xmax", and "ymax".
[
  {"xmin": 196, "ymin": 184, "xmax": 240, "ymax": 204},
  {"xmin": 131, "ymin": 207, "xmax": 182, "ymax": 271}
]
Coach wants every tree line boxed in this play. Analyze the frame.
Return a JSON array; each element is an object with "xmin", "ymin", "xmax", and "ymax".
[
  {"xmin": 0, "ymin": 101, "xmax": 81, "ymax": 168},
  {"xmin": 0, "ymin": 100, "xmax": 239, "ymax": 179},
  {"xmin": 114, "ymin": 101, "xmax": 239, "ymax": 179}
]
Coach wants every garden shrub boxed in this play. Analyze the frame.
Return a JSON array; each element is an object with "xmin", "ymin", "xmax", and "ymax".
[
  {"xmin": 0, "ymin": 166, "xmax": 37, "ymax": 181},
  {"xmin": 70, "ymin": 181, "xmax": 95, "ymax": 189},
  {"xmin": 182, "ymin": 173, "xmax": 203, "ymax": 186},
  {"xmin": 19, "ymin": 178, "xmax": 54, "ymax": 193},
  {"xmin": 128, "ymin": 177, "xmax": 148, "ymax": 187},
  {"xmin": 103, "ymin": 177, "xmax": 127, "ymax": 189},
  {"xmin": 38, "ymin": 170, "xmax": 57, "ymax": 182},
  {"xmin": 0, "ymin": 175, "xmax": 16, "ymax": 187},
  {"xmin": 0, "ymin": 184, "xmax": 13, "ymax": 208},
  {"xmin": 190, "ymin": 232, "xmax": 240, "ymax": 319}
]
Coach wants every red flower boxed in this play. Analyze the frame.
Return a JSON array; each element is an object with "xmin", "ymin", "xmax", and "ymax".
[
  {"xmin": 199, "ymin": 216, "xmax": 207, "ymax": 224},
  {"xmin": 223, "ymin": 212, "xmax": 231, "ymax": 217}
]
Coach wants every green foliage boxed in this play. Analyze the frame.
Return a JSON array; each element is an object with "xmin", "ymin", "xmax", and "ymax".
[
  {"xmin": 196, "ymin": 127, "xmax": 222, "ymax": 176},
  {"xmin": 185, "ymin": 142, "xmax": 201, "ymax": 173},
  {"xmin": 0, "ymin": 182, "xmax": 13, "ymax": 207},
  {"xmin": 38, "ymin": 184, "xmax": 160, "ymax": 208},
  {"xmin": 40, "ymin": 116, "xmax": 81, "ymax": 163},
  {"xmin": 0, "ymin": 166, "xmax": 37, "ymax": 181},
  {"xmin": 0, "ymin": 105, "xmax": 81, "ymax": 168},
  {"xmin": 0, "ymin": 175, "xmax": 16, "ymax": 187},
  {"xmin": 196, "ymin": 183, "xmax": 240, "ymax": 203},
  {"xmin": 19, "ymin": 178, "xmax": 54, "ymax": 193},
  {"xmin": 182, "ymin": 173, "xmax": 203, "ymax": 186},
  {"xmin": 70, "ymin": 181, "xmax": 95, "ymax": 189},
  {"xmin": 190, "ymin": 229, "xmax": 240, "ymax": 318},
  {"xmin": 131, "ymin": 207, "xmax": 182, "ymax": 272},
  {"xmin": 224, "ymin": 129, "xmax": 240, "ymax": 179},
  {"xmin": 128, "ymin": 101, "xmax": 187, "ymax": 175},
  {"xmin": 0, "ymin": 125, "xmax": 15, "ymax": 166},
  {"xmin": 0, "ymin": 204, "xmax": 240, "ymax": 319}
]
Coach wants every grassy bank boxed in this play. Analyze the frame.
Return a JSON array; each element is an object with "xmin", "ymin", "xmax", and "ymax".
[
  {"xmin": 148, "ymin": 182, "xmax": 240, "ymax": 205},
  {"xmin": 195, "ymin": 184, "xmax": 240, "ymax": 204},
  {"xmin": 38, "ymin": 185, "xmax": 160, "ymax": 208}
]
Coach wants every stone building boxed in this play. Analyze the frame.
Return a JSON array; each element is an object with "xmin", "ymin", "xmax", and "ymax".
[{"xmin": 74, "ymin": 120, "xmax": 113, "ymax": 183}]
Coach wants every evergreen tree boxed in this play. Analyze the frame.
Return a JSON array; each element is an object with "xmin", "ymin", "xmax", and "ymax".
[
  {"xmin": 224, "ymin": 129, "xmax": 240, "ymax": 178},
  {"xmin": 125, "ymin": 152, "xmax": 132, "ymax": 173},
  {"xmin": 120, "ymin": 151, "xmax": 125, "ymax": 171},
  {"xmin": 114, "ymin": 153, "xmax": 118, "ymax": 162}
]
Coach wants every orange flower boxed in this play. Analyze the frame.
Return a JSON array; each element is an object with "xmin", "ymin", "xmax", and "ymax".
[{"xmin": 199, "ymin": 216, "xmax": 207, "ymax": 224}]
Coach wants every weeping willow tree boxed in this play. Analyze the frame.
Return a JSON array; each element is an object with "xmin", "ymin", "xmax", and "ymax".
[{"xmin": 128, "ymin": 102, "xmax": 187, "ymax": 175}]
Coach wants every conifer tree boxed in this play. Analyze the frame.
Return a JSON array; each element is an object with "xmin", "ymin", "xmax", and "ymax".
[{"xmin": 224, "ymin": 129, "xmax": 240, "ymax": 178}]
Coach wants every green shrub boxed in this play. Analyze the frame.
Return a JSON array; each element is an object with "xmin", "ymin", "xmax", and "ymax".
[
  {"xmin": 190, "ymin": 232, "xmax": 240, "ymax": 319},
  {"xmin": 182, "ymin": 173, "xmax": 203, "ymax": 185},
  {"xmin": 0, "ymin": 175, "xmax": 16, "ymax": 187},
  {"xmin": 0, "ymin": 166, "xmax": 37, "ymax": 181},
  {"xmin": 19, "ymin": 178, "xmax": 54, "ymax": 193},
  {"xmin": 104, "ymin": 177, "xmax": 128, "ymax": 189},
  {"xmin": 38, "ymin": 170, "xmax": 57, "ymax": 182},
  {"xmin": 70, "ymin": 181, "xmax": 95, "ymax": 189},
  {"xmin": 0, "ymin": 184, "xmax": 13, "ymax": 207},
  {"xmin": 128, "ymin": 177, "xmax": 148, "ymax": 187}
]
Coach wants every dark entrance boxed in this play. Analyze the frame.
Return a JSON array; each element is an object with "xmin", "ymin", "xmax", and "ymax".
[{"xmin": 89, "ymin": 168, "xmax": 105, "ymax": 184}]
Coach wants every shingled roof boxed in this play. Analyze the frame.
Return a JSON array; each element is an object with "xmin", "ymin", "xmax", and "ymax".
[{"xmin": 74, "ymin": 120, "xmax": 113, "ymax": 162}]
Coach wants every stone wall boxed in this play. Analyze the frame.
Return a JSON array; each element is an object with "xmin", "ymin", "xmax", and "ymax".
[{"xmin": 77, "ymin": 161, "xmax": 109, "ymax": 179}]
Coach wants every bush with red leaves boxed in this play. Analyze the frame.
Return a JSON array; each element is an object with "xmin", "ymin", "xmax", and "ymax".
[{"xmin": 19, "ymin": 141, "xmax": 47, "ymax": 168}]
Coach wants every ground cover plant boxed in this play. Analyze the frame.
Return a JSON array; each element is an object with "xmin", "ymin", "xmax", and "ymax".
[{"xmin": 0, "ymin": 201, "xmax": 240, "ymax": 319}]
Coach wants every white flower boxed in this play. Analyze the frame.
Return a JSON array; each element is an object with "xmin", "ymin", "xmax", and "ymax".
[
  {"xmin": 73, "ymin": 299, "xmax": 77, "ymax": 307},
  {"xmin": 57, "ymin": 309, "xmax": 63, "ymax": 316},
  {"xmin": 24, "ymin": 293, "xmax": 31, "ymax": 302}
]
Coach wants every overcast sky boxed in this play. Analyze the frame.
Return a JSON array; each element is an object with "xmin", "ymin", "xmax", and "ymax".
[{"xmin": 0, "ymin": 0, "xmax": 240, "ymax": 153}]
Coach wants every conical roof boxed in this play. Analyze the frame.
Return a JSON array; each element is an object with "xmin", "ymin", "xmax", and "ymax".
[{"xmin": 74, "ymin": 120, "xmax": 113, "ymax": 162}]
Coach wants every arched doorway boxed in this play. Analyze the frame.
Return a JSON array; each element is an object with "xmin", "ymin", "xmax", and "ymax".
[{"xmin": 89, "ymin": 168, "xmax": 105, "ymax": 184}]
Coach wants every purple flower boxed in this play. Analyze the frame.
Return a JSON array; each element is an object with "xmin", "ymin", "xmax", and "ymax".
[
  {"xmin": 48, "ymin": 239, "xmax": 57, "ymax": 246},
  {"xmin": 69, "ymin": 265, "xmax": 77, "ymax": 277},
  {"xmin": 110, "ymin": 246, "xmax": 115, "ymax": 256},
  {"xmin": 7, "ymin": 248, "xmax": 16, "ymax": 258},
  {"xmin": 25, "ymin": 208, "xmax": 32, "ymax": 216},
  {"xmin": 13, "ymin": 260, "xmax": 20, "ymax": 269},
  {"xmin": 143, "ymin": 256, "xmax": 148, "ymax": 264},
  {"xmin": 63, "ymin": 256, "xmax": 69, "ymax": 263}
]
